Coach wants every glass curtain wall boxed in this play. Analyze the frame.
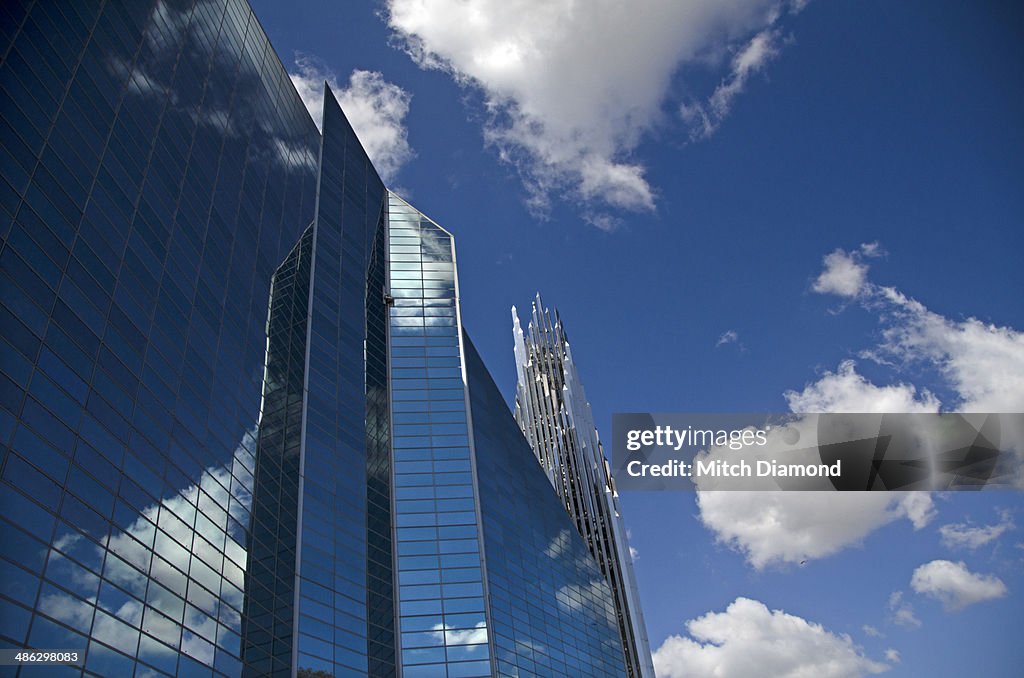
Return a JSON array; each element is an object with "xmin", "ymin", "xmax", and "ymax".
[
  {"xmin": 386, "ymin": 192, "xmax": 492, "ymax": 678},
  {"xmin": 0, "ymin": 0, "xmax": 320, "ymax": 675}
]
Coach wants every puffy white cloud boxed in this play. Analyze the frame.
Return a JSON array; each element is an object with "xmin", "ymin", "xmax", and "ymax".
[
  {"xmin": 652, "ymin": 597, "xmax": 889, "ymax": 678},
  {"xmin": 899, "ymin": 493, "xmax": 938, "ymax": 530},
  {"xmin": 697, "ymin": 241, "xmax": 1024, "ymax": 570},
  {"xmin": 807, "ymin": 237, "xmax": 1024, "ymax": 414},
  {"xmin": 698, "ymin": 491, "xmax": 933, "ymax": 569},
  {"xmin": 386, "ymin": 0, "xmax": 801, "ymax": 217},
  {"xmin": 696, "ymin": 349, "xmax": 937, "ymax": 569},
  {"xmin": 939, "ymin": 511, "xmax": 1015, "ymax": 550},
  {"xmin": 784, "ymin": 360, "xmax": 940, "ymax": 414},
  {"xmin": 884, "ymin": 649, "xmax": 901, "ymax": 664},
  {"xmin": 809, "ymin": 243, "xmax": 1024, "ymax": 489},
  {"xmin": 290, "ymin": 56, "xmax": 414, "ymax": 182},
  {"xmin": 870, "ymin": 287, "xmax": 1024, "ymax": 413},
  {"xmin": 887, "ymin": 591, "xmax": 921, "ymax": 629},
  {"xmin": 862, "ymin": 625, "xmax": 883, "ymax": 638},
  {"xmin": 910, "ymin": 560, "xmax": 1007, "ymax": 610},
  {"xmin": 630, "ymin": 545, "xmax": 640, "ymax": 561},
  {"xmin": 811, "ymin": 243, "xmax": 1024, "ymax": 413},
  {"xmin": 811, "ymin": 244, "xmax": 881, "ymax": 298},
  {"xmin": 702, "ymin": 244, "xmax": 1022, "ymax": 570}
]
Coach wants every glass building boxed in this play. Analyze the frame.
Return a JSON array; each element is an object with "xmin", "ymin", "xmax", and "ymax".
[
  {"xmin": 0, "ymin": 1, "xmax": 632, "ymax": 676},
  {"xmin": 512, "ymin": 296, "xmax": 655, "ymax": 678}
]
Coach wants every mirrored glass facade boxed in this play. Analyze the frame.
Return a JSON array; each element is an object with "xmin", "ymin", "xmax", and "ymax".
[
  {"xmin": 387, "ymin": 194, "xmax": 492, "ymax": 678},
  {"xmin": 242, "ymin": 222, "xmax": 314, "ymax": 675},
  {"xmin": 467, "ymin": 336, "xmax": 628, "ymax": 678},
  {"xmin": 2, "ymin": 2, "xmax": 631, "ymax": 677},
  {"xmin": 1, "ymin": 0, "xmax": 320, "ymax": 675}
]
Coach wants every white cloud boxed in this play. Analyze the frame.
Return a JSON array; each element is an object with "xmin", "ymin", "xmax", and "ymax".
[
  {"xmin": 290, "ymin": 56, "xmax": 414, "ymax": 182},
  {"xmin": 582, "ymin": 211, "xmax": 623, "ymax": 232},
  {"xmin": 630, "ymin": 545, "xmax": 640, "ymax": 561},
  {"xmin": 870, "ymin": 287, "xmax": 1024, "ymax": 413},
  {"xmin": 884, "ymin": 649, "xmax": 901, "ymax": 664},
  {"xmin": 386, "ymin": 0, "xmax": 801, "ymax": 218},
  {"xmin": 899, "ymin": 493, "xmax": 938, "ymax": 530},
  {"xmin": 887, "ymin": 591, "xmax": 921, "ymax": 629},
  {"xmin": 698, "ymin": 491, "xmax": 933, "ymax": 570},
  {"xmin": 862, "ymin": 625, "xmax": 883, "ymax": 638},
  {"xmin": 697, "ymin": 352, "xmax": 937, "ymax": 569},
  {"xmin": 810, "ymin": 243, "xmax": 1024, "ymax": 487},
  {"xmin": 681, "ymin": 28, "xmax": 782, "ymax": 139},
  {"xmin": 811, "ymin": 243, "xmax": 1024, "ymax": 413},
  {"xmin": 716, "ymin": 329, "xmax": 740, "ymax": 348},
  {"xmin": 859, "ymin": 241, "xmax": 882, "ymax": 257},
  {"xmin": 910, "ymin": 560, "xmax": 1008, "ymax": 610},
  {"xmin": 811, "ymin": 244, "xmax": 880, "ymax": 298},
  {"xmin": 939, "ymin": 511, "xmax": 1015, "ymax": 550},
  {"xmin": 784, "ymin": 360, "xmax": 940, "ymax": 413},
  {"xmin": 652, "ymin": 597, "xmax": 889, "ymax": 678},
  {"xmin": 697, "ymin": 242, "xmax": 1024, "ymax": 570}
]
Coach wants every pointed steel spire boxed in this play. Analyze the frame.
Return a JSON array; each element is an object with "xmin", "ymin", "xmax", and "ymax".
[{"xmin": 512, "ymin": 295, "xmax": 656, "ymax": 678}]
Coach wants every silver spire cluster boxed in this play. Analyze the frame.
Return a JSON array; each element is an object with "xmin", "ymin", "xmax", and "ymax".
[{"xmin": 513, "ymin": 294, "xmax": 655, "ymax": 678}]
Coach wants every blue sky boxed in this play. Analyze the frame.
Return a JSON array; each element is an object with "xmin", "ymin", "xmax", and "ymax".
[{"xmin": 251, "ymin": 1, "xmax": 1023, "ymax": 674}]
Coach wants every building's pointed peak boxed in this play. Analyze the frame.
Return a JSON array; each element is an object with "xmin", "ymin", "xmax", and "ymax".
[
  {"xmin": 386, "ymin": 191, "xmax": 457, "ymax": 238},
  {"xmin": 387, "ymin": 189, "xmax": 414, "ymax": 208},
  {"xmin": 321, "ymin": 81, "xmax": 340, "ymax": 119},
  {"xmin": 317, "ymin": 81, "xmax": 386, "ymax": 188}
]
